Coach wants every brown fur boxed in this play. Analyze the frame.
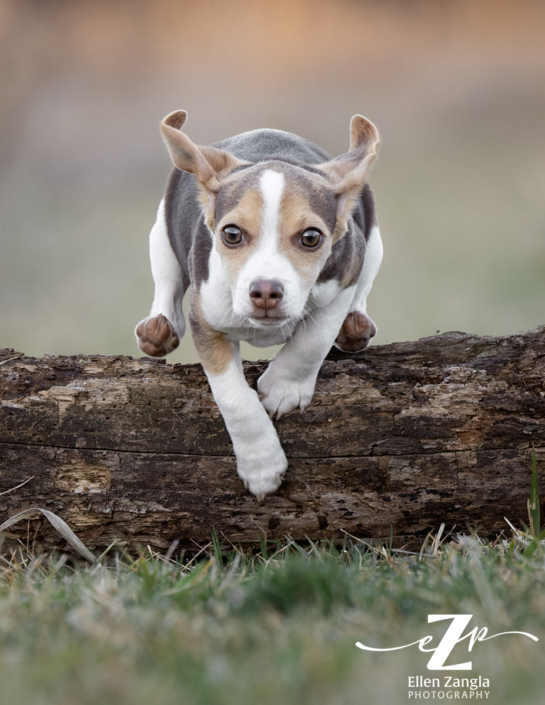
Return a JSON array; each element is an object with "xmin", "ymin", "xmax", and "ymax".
[
  {"xmin": 136, "ymin": 315, "xmax": 179, "ymax": 357},
  {"xmin": 214, "ymin": 168, "xmax": 336, "ymax": 289},
  {"xmin": 161, "ymin": 110, "xmax": 248, "ymax": 194},
  {"xmin": 277, "ymin": 186, "xmax": 333, "ymax": 284},
  {"xmin": 335, "ymin": 311, "xmax": 376, "ymax": 352},
  {"xmin": 215, "ymin": 186, "xmax": 264, "ymax": 284},
  {"xmin": 189, "ymin": 290, "xmax": 233, "ymax": 376},
  {"xmin": 318, "ymin": 114, "xmax": 380, "ymax": 243}
]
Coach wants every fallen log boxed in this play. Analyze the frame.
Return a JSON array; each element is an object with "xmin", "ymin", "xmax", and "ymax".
[{"xmin": 1, "ymin": 326, "xmax": 544, "ymax": 554}]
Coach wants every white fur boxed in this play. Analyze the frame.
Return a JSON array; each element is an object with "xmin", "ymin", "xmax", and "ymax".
[
  {"xmin": 350, "ymin": 225, "xmax": 383, "ymax": 315},
  {"xmin": 309, "ymin": 279, "xmax": 343, "ymax": 309},
  {"xmin": 258, "ymin": 285, "xmax": 356, "ymax": 418},
  {"xmin": 138, "ymin": 185, "xmax": 382, "ymax": 499},
  {"xmin": 205, "ymin": 344, "xmax": 288, "ymax": 498},
  {"xmin": 256, "ymin": 228, "xmax": 382, "ymax": 419},
  {"xmin": 135, "ymin": 200, "xmax": 188, "ymax": 343},
  {"xmin": 200, "ymin": 246, "xmax": 299, "ymax": 346},
  {"xmin": 232, "ymin": 170, "xmax": 300, "ymax": 320},
  {"xmin": 260, "ymin": 169, "xmax": 284, "ymax": 236},
  {"xmin": 231, "ymin": 169, "xmax": 330, "ymax": 324}
]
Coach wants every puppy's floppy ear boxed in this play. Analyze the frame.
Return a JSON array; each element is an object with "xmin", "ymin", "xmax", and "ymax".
[
  {"xmin": 161, "ymin": 110, "xmax": 249, "ymax": 230},
  {"xmin": 161, "ymin": 110, "xmax": 247, "ymax": 190},
  {"xmin": 319, "ymin": 115, "xmax": 380, "ymax": 241}
]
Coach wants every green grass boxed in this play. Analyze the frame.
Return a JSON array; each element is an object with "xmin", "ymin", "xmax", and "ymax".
[{"xmin": 1, "ymin": 529, "xmax": 545, "ymax": 705}]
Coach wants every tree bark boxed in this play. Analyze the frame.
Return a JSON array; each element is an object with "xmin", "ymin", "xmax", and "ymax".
[{"xmin": 1, "ymin": 327, "xmax": 545, "ymax": 554}]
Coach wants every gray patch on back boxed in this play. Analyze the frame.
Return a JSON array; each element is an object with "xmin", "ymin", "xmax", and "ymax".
[
  {"xmin": 164, "ymin": 169, "xmax": 205, "ymax": 284},
  {"xmin": 214, "ymin": 129, "xmax": 331, "ymax": 166}
]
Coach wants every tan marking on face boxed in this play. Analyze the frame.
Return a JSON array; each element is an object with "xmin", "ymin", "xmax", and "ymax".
[
  {"xmin": 189, "ymin": 289, "xmax": 233, "ymax": 376},
  {"xmin": 276, "ymin": 187, "xmax": 333, "ymax": 286},
  {"xmin": 215, "ymin": 186, "xmax": 264, "ymax": 285}
]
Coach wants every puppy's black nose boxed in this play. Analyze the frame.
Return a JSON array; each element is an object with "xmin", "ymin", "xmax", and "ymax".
[{"xmin": 249, "ymin": 279, "xmax": 284, "ymax": 311}]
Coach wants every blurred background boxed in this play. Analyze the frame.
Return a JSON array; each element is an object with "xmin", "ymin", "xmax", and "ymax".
[{"xmin": 1, "ymin": 0, "xmax": 544, "ymax": 363}]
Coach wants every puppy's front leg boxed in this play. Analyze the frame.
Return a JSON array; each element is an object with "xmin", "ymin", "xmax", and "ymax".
[
  {"xmin": 258, "ymin": 287, "xmax": 355, "ymax": 419},
  {"xmin": 136, "ymin": 200, "xmax": 188, "ymax": 357},
  {"xmin": 190, "ymin": 302, "xmax": 288, "ymax": 499}
]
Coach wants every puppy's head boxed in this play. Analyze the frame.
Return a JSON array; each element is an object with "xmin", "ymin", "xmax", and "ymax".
[{"xmin": 161, "ymin": 110, "xmax": 379, "ymax": 328}]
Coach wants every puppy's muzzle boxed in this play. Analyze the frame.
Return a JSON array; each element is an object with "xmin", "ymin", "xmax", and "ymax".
[{"xmin": 249, "ymin": 279, "xmax": 284, "ymax": 319}]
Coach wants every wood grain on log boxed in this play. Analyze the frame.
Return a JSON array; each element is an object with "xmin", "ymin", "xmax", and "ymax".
[{"xmin": 1, "ymin": 327, "xmax": 544, "ymax": 553}]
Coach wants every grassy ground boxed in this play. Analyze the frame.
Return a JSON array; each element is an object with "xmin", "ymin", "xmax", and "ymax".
[{"xmin": 1, "ymin": 528, "xmax": 544, "ymax": 705}]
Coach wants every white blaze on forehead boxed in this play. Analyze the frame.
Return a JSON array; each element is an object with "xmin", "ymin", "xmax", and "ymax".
[
  {"xmin": 259, "ymin": 170, "xmax": 285, "ymax": 238},
  {"xmin": 231, "ymin": 167, "xmax": 309, "ymax": 322}
]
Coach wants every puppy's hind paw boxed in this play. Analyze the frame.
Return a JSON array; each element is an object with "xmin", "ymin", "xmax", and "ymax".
[
  {"xmin": 136, "ymin": 315, "xmax": 179, "ymax": 357},
  {"xmin": 334, "ymin": 311, "xmax": 376, "ymax": 352}
]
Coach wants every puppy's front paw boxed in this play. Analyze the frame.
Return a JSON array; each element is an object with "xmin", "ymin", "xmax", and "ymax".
[
  {"xmin": 136, "ymin": 315, "xmax": 179, "ymax": 357},
  {"xmin": 334, "ymin": 311, "xmax": 376, "ymax": 352},
  {"xmin": 236, "ymin": 436, "xmax": 288, "ymax": 500},
  {"xmin": 257, "ymin": 363, "xmax": 316, "ymax": 419}
]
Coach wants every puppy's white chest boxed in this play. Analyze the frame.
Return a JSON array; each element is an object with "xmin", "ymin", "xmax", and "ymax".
[{"xmin": 235, "ymin": 322, "xmax": 298, "ymax": 348}]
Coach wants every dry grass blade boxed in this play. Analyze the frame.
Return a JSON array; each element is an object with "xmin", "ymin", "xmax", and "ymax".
[
  {"xmin": 0, "ymin": 508, "xmax": 95, "ymax": 563},
  {"xmin": 0, "ymin": 476, "xmax": 35, "ymax": 497},
  {"xmin": 0, "ymin": 355, "xmax": 23, "ymax": 366}
]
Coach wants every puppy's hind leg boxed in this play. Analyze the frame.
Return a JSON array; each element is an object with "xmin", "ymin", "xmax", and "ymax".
[
  {"xmin": 335, "ymin": 225, "xmax": 383, "ymax": 352},
  {"xmin": 136, "ymin": 200, "xmax": 188, "ymax": 357}
]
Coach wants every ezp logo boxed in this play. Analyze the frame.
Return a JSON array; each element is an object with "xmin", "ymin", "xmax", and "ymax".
[{"xmin": 356, "ymin": 614, "xmax": 539, "ymax": 670}]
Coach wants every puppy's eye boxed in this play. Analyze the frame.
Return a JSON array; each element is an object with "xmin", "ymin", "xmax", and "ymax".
[
  {"xmin": 221, "ymin": 225, "xmax": 243, "ymax": 246},
  {"xmin": 300, "ymin": 228, "xmax": 323, "ymax": 249}
]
